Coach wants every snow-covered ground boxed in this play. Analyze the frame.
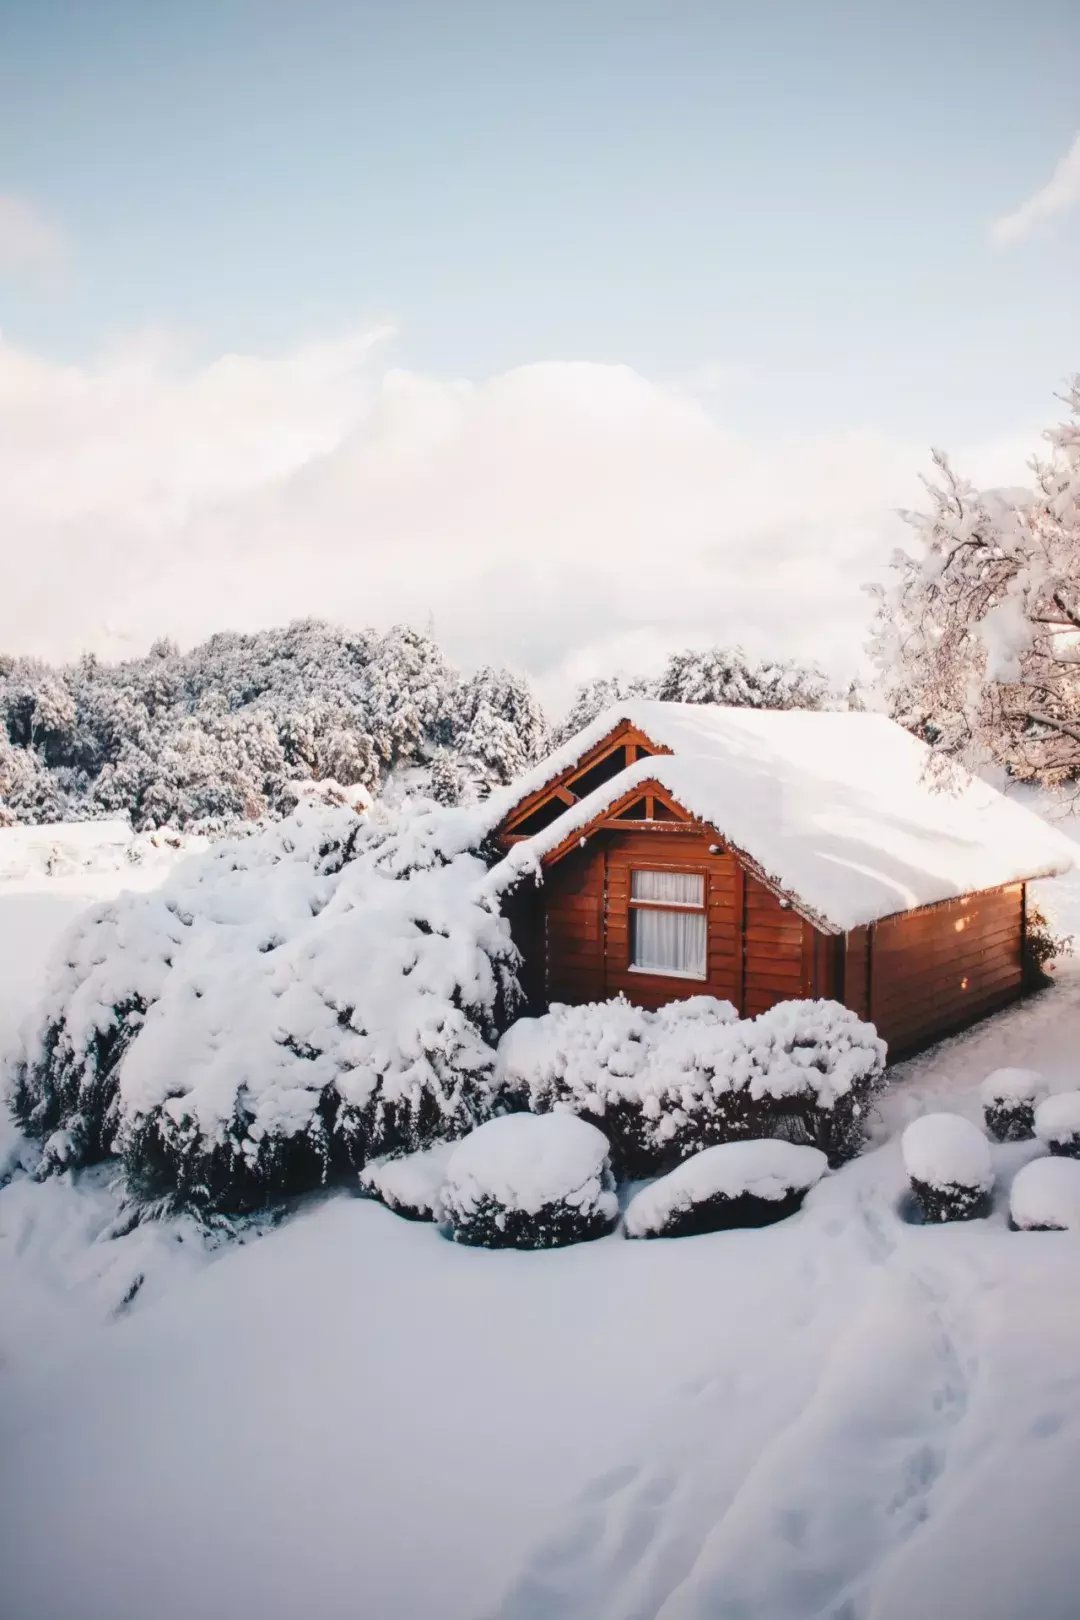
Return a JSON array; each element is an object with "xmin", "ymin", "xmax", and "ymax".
[{"xmin": 3, "ymin": 835, "xmax": 1080, "ymax": 1620}]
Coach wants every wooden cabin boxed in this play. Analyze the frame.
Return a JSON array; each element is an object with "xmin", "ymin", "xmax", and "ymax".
[{"xmin": 489, "ymin": 702, "xmax": 1076, "ymax": 1060}]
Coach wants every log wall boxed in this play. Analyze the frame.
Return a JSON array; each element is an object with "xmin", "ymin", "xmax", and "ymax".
[
  {"xmin": 540, "ymin": 829, "xmax": 828, "ymax": 1016},
  {"xmin": 532, "ymin": 838, "xmax": 1027, "ymax": 1063},
  {"xmin": 868, "ymin": 883, "xmax": 1025, "ymax": 1057}
]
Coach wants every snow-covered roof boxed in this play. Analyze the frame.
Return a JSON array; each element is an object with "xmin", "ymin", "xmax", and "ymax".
[{"xmin": 491, "ymin": 702, "xmax": 1076, "ymax": 933}]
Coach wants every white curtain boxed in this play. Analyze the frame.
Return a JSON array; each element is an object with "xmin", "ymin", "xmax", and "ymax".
[
  {"xmin": 630, "ymin": 870, "xmax": 704, "ymax": 906},
  {"xmin": 630, "ymin": 869, "xmax": 706, "ymax": 977}
]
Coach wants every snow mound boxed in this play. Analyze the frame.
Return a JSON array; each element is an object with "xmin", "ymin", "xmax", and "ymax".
[
  {"xmin": 441, "ymin": 1113, "xmax": 618, "ymax": 1249},
  {"xmin": 359, "ymin": 1142, "xmax": 457, "ymax": 1221},
  {"xmin": 0, "ymin": 819, "xmax": 200, "ymax": 886},
  {"xmin": 625, "ymin": 1139, "xmax": 828, "ymax": 1239},
  {"xmin": 902, "ymin": 1114, "xmax": 993, "ymax": 1192},
  {"xmin": 979, "ymin": 1067, "xmax": 1048, "ymax": 1106},
  {"xmin": 1033, "ymin": 1092, "xmax": 1080, "ymax": 1156},
  {"xmin": 1010, "ymin": 1156, "xmax": 1080, "ymax": 1231}
]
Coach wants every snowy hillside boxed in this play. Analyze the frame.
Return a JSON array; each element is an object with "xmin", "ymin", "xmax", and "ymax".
[{"xmin": 2, "ymin": 818, "xmax": 1080, "ymax": 1620}]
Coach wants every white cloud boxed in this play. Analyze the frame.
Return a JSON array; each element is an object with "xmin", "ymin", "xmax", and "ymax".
[
  {"xmin": 990, "ymin": 132, "xmax": 1080, "ymax": 248},
  {"xmin": 0, "ymin": 193, "xmax": 70, "ymax": 287},
  {"xmin": 0, "ymin": 324, "xmax": 1029, "ymax": 711}
]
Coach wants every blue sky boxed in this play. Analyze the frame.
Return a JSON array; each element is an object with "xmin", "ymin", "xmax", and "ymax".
[
  {"xmin": 1, "ymin": 1, "xmax": 1079, "ymax": 693},
  {"xmin": 2, "ymin": 0, "xmax": 1078, "ymax": 440}
]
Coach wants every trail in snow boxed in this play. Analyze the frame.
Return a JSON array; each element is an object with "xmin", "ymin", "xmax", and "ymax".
[
  {"xmin": 486, "ymin": 978, "xmax": 1080, "ymax": 1620},
  {"xmin": 2, "ymin": 859, "xmax": 1080, "ymax": 1620}
]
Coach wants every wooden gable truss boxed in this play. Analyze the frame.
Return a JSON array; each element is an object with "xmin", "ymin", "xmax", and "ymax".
[{"xmin": 497, "ymin": 721, "xmax": 671, "ymax": 842}]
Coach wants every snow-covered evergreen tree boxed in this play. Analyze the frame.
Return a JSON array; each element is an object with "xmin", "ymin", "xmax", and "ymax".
[
  {"xmin": 452, "ymin": 666, "xmax": 549, "ymax": 792},
  {"xmin": 554, "ymin": 676, "xmax": 653, "ymax": 744},
  {"xmin": 556, "ymin": 650, "xmax": 829, "ymax": 747},
  {"xmin": 0, "ymin": 620, "xmax": 549, "ymax": 830},
  {"xmin": 655, "ymin": 646, "xmax": 829, "ymax": 710},
  {"xmin": 11, "ymin": 800, "xmax": 523, "ymax": 1214},
  {"xmin": 869, "ymin": 379, "xmax": 1080, "ymax": 785}
]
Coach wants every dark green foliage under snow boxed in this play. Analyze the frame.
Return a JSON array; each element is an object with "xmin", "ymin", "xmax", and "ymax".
[
  {"xmin": 496, "ymin": 995, "xmax": 887, "ymax": 1180},
  {"xmin": 10, "ymin": 801, "xmax": 523, "ymax": 1215},
  {"xmin": 0, "ymin": 621, "xmax": 549, "ymax": 828}
]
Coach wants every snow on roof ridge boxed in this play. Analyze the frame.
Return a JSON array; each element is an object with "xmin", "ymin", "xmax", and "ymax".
[{"xmin": 489, "ymin": 704, "xmax": 1076, "ymax": 932}]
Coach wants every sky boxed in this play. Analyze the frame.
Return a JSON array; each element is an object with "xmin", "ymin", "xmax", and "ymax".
[{"xmin": 1, "ymin": 0, "xmax": 1078, "ymax": 707}]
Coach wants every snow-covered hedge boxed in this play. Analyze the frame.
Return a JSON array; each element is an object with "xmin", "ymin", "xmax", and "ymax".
[
  {"xmin": 1010, "ymin": 1156, "xmax": 1080, "ymax": 1232},
  {"xmin": 1033, "ymin": 1092, "xmax": 1080, "ymax": 1158},
  {"xmin": 359, "ymin": 1141, "xmax": 457, "ymax": 1222},
  {"xmin": 902, "ymin": 1114, "xmax": 994, "ymax": 1223},
  {"xmin": 9, "ymin": 802, "xmax": 522, "ymax": 1214},
  {"xmin": 980, "ymin": 1068, "xmax": 1048, "ymax": 1143},
  {"xmin": 440, "ymin": 1114, "xmax": 618, "ymax": 1249},
  {"xmin": 496, "ymin": 995, "xmax": 885, "ymax": 1175},
  {"xmin": 624, "ymin": 1140, "xmax": 827, "ymax": 1239}
]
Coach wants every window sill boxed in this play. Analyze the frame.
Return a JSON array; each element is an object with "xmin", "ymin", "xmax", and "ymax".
[{"xmin": 627, "ymin": 965, "xmax": 708, "ymax": 982}]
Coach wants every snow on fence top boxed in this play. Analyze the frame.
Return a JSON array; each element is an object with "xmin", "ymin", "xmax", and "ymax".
[{"xmin": 488, "ymin": 701, "xmax": 1076, "ymax": 933}]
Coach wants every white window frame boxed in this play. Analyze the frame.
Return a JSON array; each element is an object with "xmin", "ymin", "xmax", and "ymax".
[{"xmin": 627, "ymin": 867, "xmax": 708, "ymax": 981}]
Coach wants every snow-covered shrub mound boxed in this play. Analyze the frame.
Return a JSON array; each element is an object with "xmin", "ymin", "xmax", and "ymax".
[
  {"xmin": 647, "ymin": 995, "xmax": 740, "ymax": 1033},
  {"xmin": 902, "ymin": 1114, "xmax": 994, "ymax": 1223},
  {"xmin": 1010, "ymin": 1156, "xmax": 1080, "ymax": 1232},
  {"xmin": 440, "ymin": 1114, "xmax": 618, "ymax": 1249},
  {"xmin": 1034, "ymin": 1092, "xmax": 1080, "ymax": 1158},
  {"xmin": 981, "ymin": 1067, "xmax": 1048, "ymax": 1142},
  {"xmin": 496, "ymin": 995, "xmax": 660, "ymax": 1175},
  {"xmin": 9, "ymin": 801, "xmax": 522, "ymax": 1214},
  {"xmin": 700, "ymin": 999, "xmax": 887, "ymax": 1165},
  {"xmin": 497, "ymin": 996, "xmax": 884, "ymax": 1175},
  {"xmin": 359, "ymin": 1141, "xmax": 457, "ymax": 1222},
  {"xmin": 624, "ymin": 1140, "xmax": 827, "ymax": 1240}
]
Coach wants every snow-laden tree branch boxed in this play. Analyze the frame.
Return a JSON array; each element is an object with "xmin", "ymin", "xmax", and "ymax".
[{"xmin": 868, "ymin": 377, "xmax": 1080, "ymax": 786}]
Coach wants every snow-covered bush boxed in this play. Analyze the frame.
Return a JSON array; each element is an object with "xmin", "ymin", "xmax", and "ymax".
[
  {"xmin": 1022, "ymin": 900, "xmax": 1073, "ymax": 989},
  {"xmin": 359, "ymin": 1141, "xmax": 457, "ymax": 1222},
  {"xmin": 495, "ymin": 995, "xmax": 659, "ymax": 1174},
  {"xmin": 1033, "ymin": 1092, "xmax": 1080, "ymax": 1158},
  {"xmin": 624, "ymin": 1140, "xmax": 827, "ymax": 1240},
  {"xmin": 718, "ymin": 1000, "xmax": 888, "ymax": 1164},
  {"xmin": 440, "ymin": 1113, "xmax": 618, "ymax": 1249},
  {"xmin": 1010, "ymin": 1156, "xmax": 1080, "ymax": 1232},
  {"xmin": 902, "ymin": 1114, "xmax": 994, "ymax": 1223},
  {"xmin": 9, "ymin": 801, "xmax": 522, "ymax": 1214},
  {"xmin": 981, "ymin": 1068, "xmax": 1048, "ymax": 1142},
  {"xmin": 496, "ymin": 996, "xmax": 884, "ymax": 1175},
  {"xmin": 868, "ymin": 379, "xmax": 1080, "ymax": 788}
]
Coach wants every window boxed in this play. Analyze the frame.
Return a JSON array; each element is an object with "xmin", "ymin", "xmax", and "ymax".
[{"xmin": 629, "ymin": 869, "xmax": 707, "ymax": 979}]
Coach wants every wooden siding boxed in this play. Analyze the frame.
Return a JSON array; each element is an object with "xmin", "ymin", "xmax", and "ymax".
[
  {"xmin": 603, "ymin": 831, "xmax": 741, "ymax": 1010},
  {"xmin": 544, "ymin": 843, "xmax": 606, "ymax": 1005},
  {"xmin": 538, "ymin": 827, "xmax": 834, "ymax": 1018},
  {"xmin": 869, "ymin": 884, "xmax": 1024, "ymax": 1057},
  {"xmin": 843, "ymin": 926, "xmax": 871, "ymax": 1020},
  {"xmin": 743, "ymin": 874, "xmax": 809, "ymax": 1015},
  {"xmin": 536, "ymin": 833, "xmax": 1026, "ymax": 1060}
]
